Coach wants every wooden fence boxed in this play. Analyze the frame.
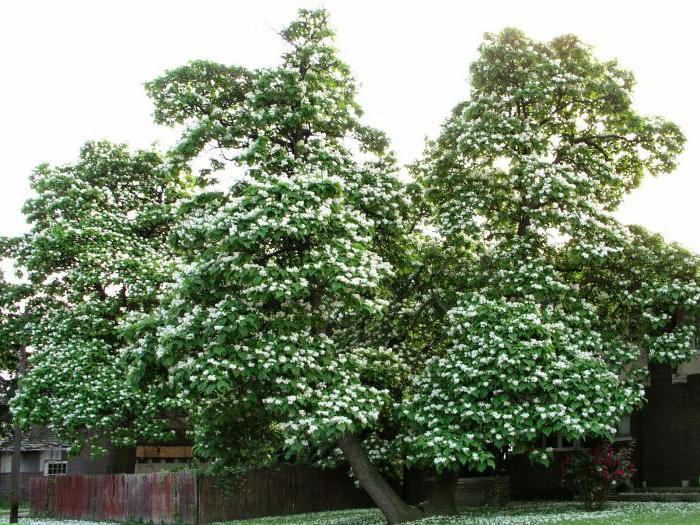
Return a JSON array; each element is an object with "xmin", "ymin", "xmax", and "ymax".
[
  {"xmin": 29, "ymin": 467, "xmax": 372, "ymax": 524},
  {"xmin": 0, "ymin": 472, "xmax": 43, "ymax": 502}
]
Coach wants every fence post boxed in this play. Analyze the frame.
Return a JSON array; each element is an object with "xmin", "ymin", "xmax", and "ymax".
[{"xmin": 194, "ymin": 473, "xmax": 199, "ymax": 525}]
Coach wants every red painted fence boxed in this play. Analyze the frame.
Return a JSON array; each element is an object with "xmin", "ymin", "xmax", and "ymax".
[
  {"xmin": 29, "ymin": 467, "xmax": 372, "ymax": 524},
  {"xmin": 30, "ymin": 472, "xmax": 197, "ymax": 524}
]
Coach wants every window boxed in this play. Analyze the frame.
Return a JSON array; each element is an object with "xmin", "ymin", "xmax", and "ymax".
[
  {"xmin": 541, "ymin": 433, "xmax": 580, "ymax": 451},
  {"xmin": 616, "ymin": 414, "xmax": 633, "ymax": 441},
  {"xmin": 45, "ymin": 461, "xmax": 67, "ymax": 476}
]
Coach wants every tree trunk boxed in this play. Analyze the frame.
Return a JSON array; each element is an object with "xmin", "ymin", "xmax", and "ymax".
[
  {"xmin": 422, "ymin": 469, "xmax": 458, "ymax": 516},
  {"xmin": 9, "ymin": 420, "xmax": 21, "ymax": 523},
  {"xmin": 338, "ymin": 433, "xmax": 424, "ymax": 524},
  {"xmin": 10, "ymin": 345, "xmax": 27, "ymax": 523}
]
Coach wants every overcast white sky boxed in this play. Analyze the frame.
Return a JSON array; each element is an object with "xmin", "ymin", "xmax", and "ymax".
[{"xmin": 1, "ymin": 0, "xmax": 698, "ymax": 253}]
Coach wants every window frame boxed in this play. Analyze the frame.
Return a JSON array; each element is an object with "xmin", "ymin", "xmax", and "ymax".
[
  {"xmin": 44, "ymin": 460, "xmax": 68, "ymax": 476},
  {"xmin": 540, "ymin": 433, "xmax": 581, "ymax": 452},
  {"xmin": 615, "ymin": 414, "xmax": 633, "ymax": 442}
]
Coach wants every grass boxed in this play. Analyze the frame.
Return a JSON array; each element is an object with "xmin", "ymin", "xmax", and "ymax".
[
  {"xmin": 12, "ymin": 502, "xmax": 700, "ymax": 524},
  {"xmin": 214, "ymin": 501, "xmax": 700, "ymax": 525}
]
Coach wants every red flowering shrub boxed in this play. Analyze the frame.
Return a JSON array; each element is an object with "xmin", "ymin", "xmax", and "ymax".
[{"xmin": 559, "ymin": 443, "xmax": 636, "ymax": 510}]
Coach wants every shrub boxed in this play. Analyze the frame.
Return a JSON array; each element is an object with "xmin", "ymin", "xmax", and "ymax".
[{"xmin": 559, "ymin": 442, "xmax": 637, "ymax": 510}]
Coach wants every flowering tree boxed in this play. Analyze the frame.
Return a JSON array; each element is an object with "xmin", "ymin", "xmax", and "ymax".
[
  {"xmin": 572, "ymin": 225, "xmax": 700, "ymax": 365},
  {"xmin": 9, "ymin": 141, "xmax": 195, "ymax": 453},
  {"xmin": 130, "ymin": 9, "xmax": 423, "ymax": 523},
  {"xmin": 5, "ymin": 14, "xmax": 699, "ymax": 525},
  {"xmin": 403, "ymin": 27, "xmax": 692, "ymax": 511},
  {"xmin": 0, "ymin": 273, "xmax": 27, "ymax": 372},
  {"xmin": 0, "ymin": 273, "xmax": 30, "ymax": 440}
]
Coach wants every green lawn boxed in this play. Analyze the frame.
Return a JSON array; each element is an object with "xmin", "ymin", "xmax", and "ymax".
[{"xmin": 216, "ymin": 502, "xmax": 700, "ymax": 525}]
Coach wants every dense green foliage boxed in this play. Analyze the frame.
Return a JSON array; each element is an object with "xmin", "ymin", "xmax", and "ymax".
[
  {"xmin": 402, "ymin": 28, "xmax": 695, "ymax": 474},
  {"xmin": 0, "ymin": 274, "xmax": 28, "ymax": 370},
  {"xmin": 10, "ymin": 141, "xmax": 194, "ymax": 451},
  {"xmin": 2, "ymin": 9, "xmax": 699, "ymax": 523},
  {"xmin": 0, "ymin": 274, "xmax": 29, "ymax": 439},
  {"xmin": 126, "ymin": 9, "xmax": 416, "ymax": 468}
]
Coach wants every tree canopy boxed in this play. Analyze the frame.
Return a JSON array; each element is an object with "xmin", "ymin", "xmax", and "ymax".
[
  {"xmin": 10, "ymin": 141, "xmax": 195, "ymax": 452},
  {"xmin": 403, "ymin": 27, "xmax": 693, "ymax": 478},
  {"xmin": 3, "ymin": 11, "xmax": 699, "ymax": 525},
  {"xmin": 128, "ymin": 7, "xmax": 416, "ymax": 472}
]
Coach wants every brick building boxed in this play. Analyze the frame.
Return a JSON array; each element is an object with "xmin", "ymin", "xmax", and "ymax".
[
  {"xmin": 508, "ymin": 352, "xmax": 700, "ymax": 498},
  {"xmin": 634, "ymin": 358, "xmax": 700, "ymax": 487}
]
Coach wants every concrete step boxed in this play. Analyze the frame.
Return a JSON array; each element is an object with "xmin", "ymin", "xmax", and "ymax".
[
  {"xmin": 613, "ymin": 492, "xmax": 700, "ymax": 502},
  {"xmin": 637, "ymin": 487, "xmax": 700, "ymax": 493}
]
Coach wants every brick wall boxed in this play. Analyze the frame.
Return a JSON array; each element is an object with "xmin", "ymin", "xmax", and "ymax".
[{"xmin": 635, "ymin": 364, "xmax": 700, "ymax": 487}]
